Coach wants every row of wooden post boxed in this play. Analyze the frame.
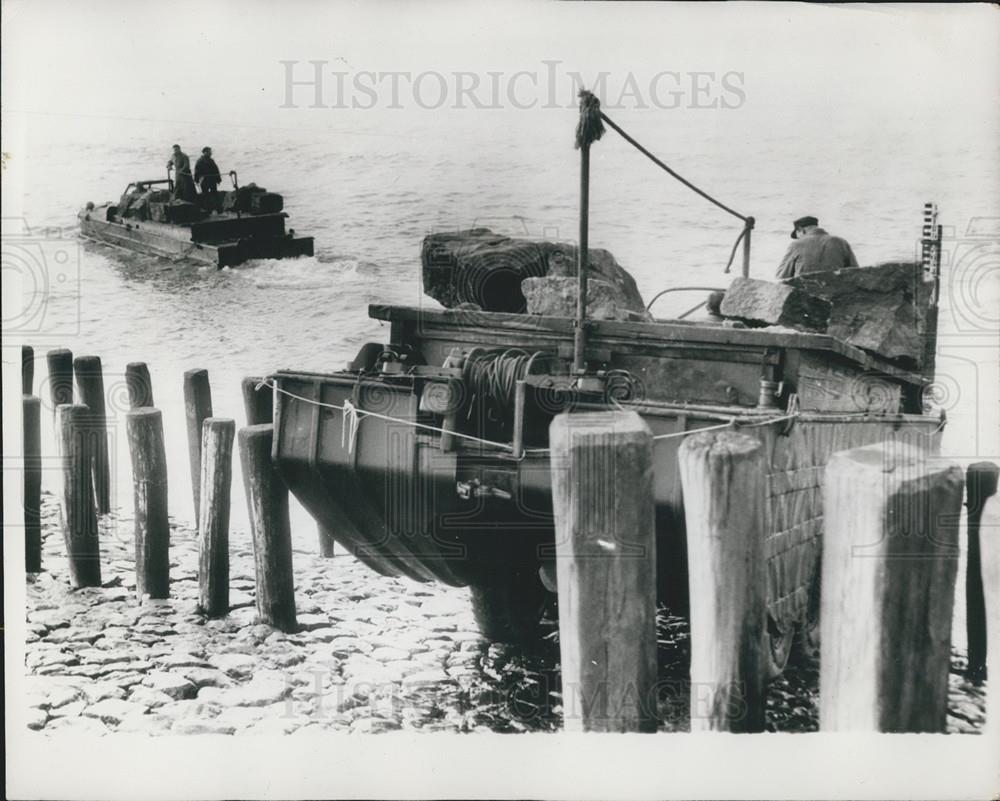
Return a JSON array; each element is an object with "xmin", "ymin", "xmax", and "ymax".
[
  {"xmin": 551, "ymin": 410, "xmax": 999, "ymax": 734},
  {"xmin": 20, "ymin": 346, "xmax": 999, "ymax": 730},
  {"xmin": 21, "ymin": 346, "xmax": 302, "ymax": 634}
]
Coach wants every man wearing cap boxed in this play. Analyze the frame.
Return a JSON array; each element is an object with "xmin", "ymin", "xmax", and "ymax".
[
  {"xmin": 776, "ymin": 216, "xmax": 859, "ymax": 280},
  {"xmin": 194, "ymin": 147, "xmax": 222, "ymax": 212},
  {"xmin": 167, "ymin": 144, "xmax": 197, "ymax": 203}
]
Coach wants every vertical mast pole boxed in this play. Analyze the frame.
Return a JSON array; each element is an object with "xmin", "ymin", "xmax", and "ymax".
[
  {"xmin": 741, "ymin": 217, "xmax": 754, "ymax": 278},
  {"xmin": 574, "ymin": 142, "xmax": 591, "ymax": 373},
  {"xmin": 573, "ymin": 91, "xmax": 605, "ymax": 376}
]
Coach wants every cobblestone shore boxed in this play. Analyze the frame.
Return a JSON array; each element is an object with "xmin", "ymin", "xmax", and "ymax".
[{"xmin": 23, "ymin": 493, "xmax": 988, "ymax": 735}]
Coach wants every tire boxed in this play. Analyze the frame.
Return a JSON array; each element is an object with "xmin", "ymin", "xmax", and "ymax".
[
  {"xmin": 469, "ymin": 558, "xmax": 548, "ymax": 646},
  {"xmin": 765, "ymin": 617, "xmax": 795, "ymax": 680}
]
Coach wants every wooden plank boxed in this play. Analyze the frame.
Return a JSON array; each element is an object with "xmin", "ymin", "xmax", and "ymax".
[
  {"xmin": 550, "ymin": 411, "xmax": 657, "ymax": 732},
  {"xmin": 820, "ymin": 441, "xmax": 963, "ymax": 731},
  {"xmin": 678, "ymin": 429, "xmax": 767, "ymax": 732}
]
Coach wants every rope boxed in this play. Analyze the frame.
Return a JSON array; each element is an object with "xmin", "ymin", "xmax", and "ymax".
[
  {"xmin": 723, "ymin": 224, "xmax": 750, "ymax": 274},
  {"xmin": 575, "ymin": 90, "xmax": 606, "ymax": 150},
  {"xmin": 259, "ymin": 379, "xmax": 515, "ymax": 452},
  {"xmin": 260, "ymin": 378, "xmax": 944, "ymax": 460},
  {"xmin": 598, "ymin": 111, "xmax": 748, "ymax": 223}
]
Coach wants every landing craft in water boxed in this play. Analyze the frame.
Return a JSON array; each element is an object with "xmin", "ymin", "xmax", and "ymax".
[{"xmin": 78, "ymin": 171, "xmax": 314, "ymax": 268}]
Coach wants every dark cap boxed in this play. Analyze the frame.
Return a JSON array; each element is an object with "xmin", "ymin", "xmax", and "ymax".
[
  {"xmin": 791, "ymin": 216, "xmax": 818, "ymax": 239},
  {"xmin": 202, "ymin": 146, "xmax": 212, "ymax": 154},
  {"xmin": 172, "ymin": 143, "xmax": 180, "ymax": 149}
]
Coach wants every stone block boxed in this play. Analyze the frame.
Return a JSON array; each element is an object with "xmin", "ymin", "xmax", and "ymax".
[
  {"xmin": 789, "ymin": 262, "xmax": 932, "ymax": 367},
  {"xmin": 720, "ymin": 277, "xmax": 830, "ymax": 332}
]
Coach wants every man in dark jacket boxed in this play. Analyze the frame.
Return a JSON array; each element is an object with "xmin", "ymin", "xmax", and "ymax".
[
  {"xmin": 776, "ymin": 216, "xmax": 859, "ymax": 280},
  {"xmin": 167, "ymin": 144, "xmax": 197, "ymax": 203},
  {"xmin": 194, "ymin": 147, "xmax": 223, "ymax": 212}
]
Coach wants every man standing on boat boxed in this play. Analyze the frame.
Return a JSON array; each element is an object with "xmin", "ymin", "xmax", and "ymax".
[
  {"xmin": 167, "ymin": 144, "xmax": 197, "ymax": 203},
  {"xmin": 776, "ymin": 216, "xmax": 859, "ymax": 280},
  {"xmin": 194, "ymin": 147, "xmax": 222, "ymax": 212}
]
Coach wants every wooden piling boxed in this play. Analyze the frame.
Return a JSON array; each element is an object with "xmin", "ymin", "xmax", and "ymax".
[
  {"xmin": 979, "ymin": 491, "xmax": 1000, "ymax": 739},
  {"xmin": 239, "ymin": 424, "xmax": 296, "ymax": 632},
  {"xmin": 549, "ymin": 411, "xmax": 657, "ymax": 733},
  {"xmin": 46, "ymin": 348, "xmax": 74, "ymax": 417},
  {"xmin": 678, "ymin": 428, "xmax": 767, "ymax": 733},
  {"xmin": 183, "ymin": 368, "xmax": 213, "ymax": 526},
  {"xmin": 820, "ymin": 441, "xmax": 964, "ymax": 732},
  {"xmin": 23, "ymin": 395, "xmax": 42, "ymax": 572},
  {"xmin": 22, "ymin": 345, "xmax": 34, "ymax": 395},
  {"xmin": 199, "ymin": 418, "xmax": 235, "ymax": 617},
  {"xmin": 125, "ymin": 361, "xmax": 154, "ymax": 409},
  {"xmin": 56, "ymin": 404, "xmax": 101, "ymax": 588},
  {"xmin": 126, "ymin": 408, "xmax": 170, "ymax": 599},
  {"xmin": 73, "ymin": 355, "xmax": 111, "ymax": 514},
  {"xmin": 243, "ymin": 375, "xmax": 334, "ymax": 557},
  {"xmin": 965, "ymin": 461, "xmax": 999, "ymax": 683},
  {"xmin": 241, "ymin": 376, "xmax": 273, "ymax": 427}
]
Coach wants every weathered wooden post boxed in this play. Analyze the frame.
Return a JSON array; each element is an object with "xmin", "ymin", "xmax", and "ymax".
[
  {"xmin": 550, "ymin": 411, "xmax": 657, "ymax": 733},
  {"xmin": 184, "ymin": 368, "xmax": 213, "ymax": 526},
  {"xmin": 73, "ymin": 355, "xmax": 111, "ymax": 514},
  {"xmin": 820, "ymin": 441, "xmax": 964, "ymax": 732},
  {"xmin": 125, "ymin": 361, "xmax": 154, "ymax": 409},
  {"xmin": 965, "ymin": 461, "xmax": 999, "ymax": 683},
  {"xmin": 56, "ymin": 404, "xmax": 102, "ymax": 588},
  {"xmin": 241, "ymin": 376, "xmax": 272, "ymax": 426},
  {"xmin": 978, "ymin": 492, "xmax": 1000, "ymax": 739},
  {"xmin": 239, "ymin": 423, "xmax": 297, "ymax": 632},
  {"xmin": 678, "ymin": 429, "xmax": 767, "ymax": 733},
  {"xmin": 46, "ymin": 348, "xmax": 74, "ymax": 418},
  {"xmin": 199, "ymin": 418, "xmax": 235, "ymax": 617},
  {"xmin": 126, "ymin": 408, "xmax": 170, "ymax": 599},
  {"xmin": 24, "ymin": 395, "xmax": 42, "ymax": 572},
  {"xmin": 243, "ymin": 375, "xmax": 334, "ymax": 557},
  {"xmin": 22, "ymin": 345, "xmax": 34, "ymax": 394}
]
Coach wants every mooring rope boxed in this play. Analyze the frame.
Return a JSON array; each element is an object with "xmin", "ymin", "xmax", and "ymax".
[{"xmin": 259, "ymin": 378, "xmax": 806, "ymax": 456}]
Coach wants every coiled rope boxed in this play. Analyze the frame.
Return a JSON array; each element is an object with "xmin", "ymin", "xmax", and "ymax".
[{"xmin": 463, "ymin": 349, "xmax": 555, "ymax": 435}]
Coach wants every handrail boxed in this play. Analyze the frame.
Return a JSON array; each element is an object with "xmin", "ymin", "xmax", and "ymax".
[{"xmin": 646, "ymin": 286, "xmax": 726, "ymax": 311}]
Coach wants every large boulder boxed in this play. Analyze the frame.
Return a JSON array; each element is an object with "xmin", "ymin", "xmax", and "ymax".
[
  {"xmin": 522, "ymin": 276, "xmax": 635, "ymax": 321},
  {"xmin": 421, "ymin": 229, "xmax": 648, "ymax": 316},
  {"xmin": 788, "ymin": 262, "xmax": 932, "ymax": 368},
  {"xmin": 720, "ymin": 277, "xmax": 831, "ymax": 332}
]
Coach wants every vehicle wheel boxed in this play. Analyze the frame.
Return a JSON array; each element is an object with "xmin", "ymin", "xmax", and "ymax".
[
  {"xmin": 469, "ymin": 559, "xmax": 548, "ymax": 646},
  {"xmin": 790, "ymin": 572, "xmax": 822, "ymax": 666},
  {"xmin": 765, "ymin": 618, "xmax": 795, "ymax": 680}
]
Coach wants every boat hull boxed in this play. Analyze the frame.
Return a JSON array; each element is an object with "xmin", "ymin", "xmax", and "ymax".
[
  {"xmin": 272, "ymin": 305, "xmax": 942, "ymax": 638},
  {"xmin": 79, "ymin": 212, "xmax": 314, "ymax": 267}
]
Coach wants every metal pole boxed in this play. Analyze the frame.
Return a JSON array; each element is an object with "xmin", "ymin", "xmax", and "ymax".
[
  {"xmin": 573, "ymin": 142, "xmax": 591, "ymax": 374},
  {"xmin": 742, "ymin": 217, "xmax": 754, "ymax": 278}
]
